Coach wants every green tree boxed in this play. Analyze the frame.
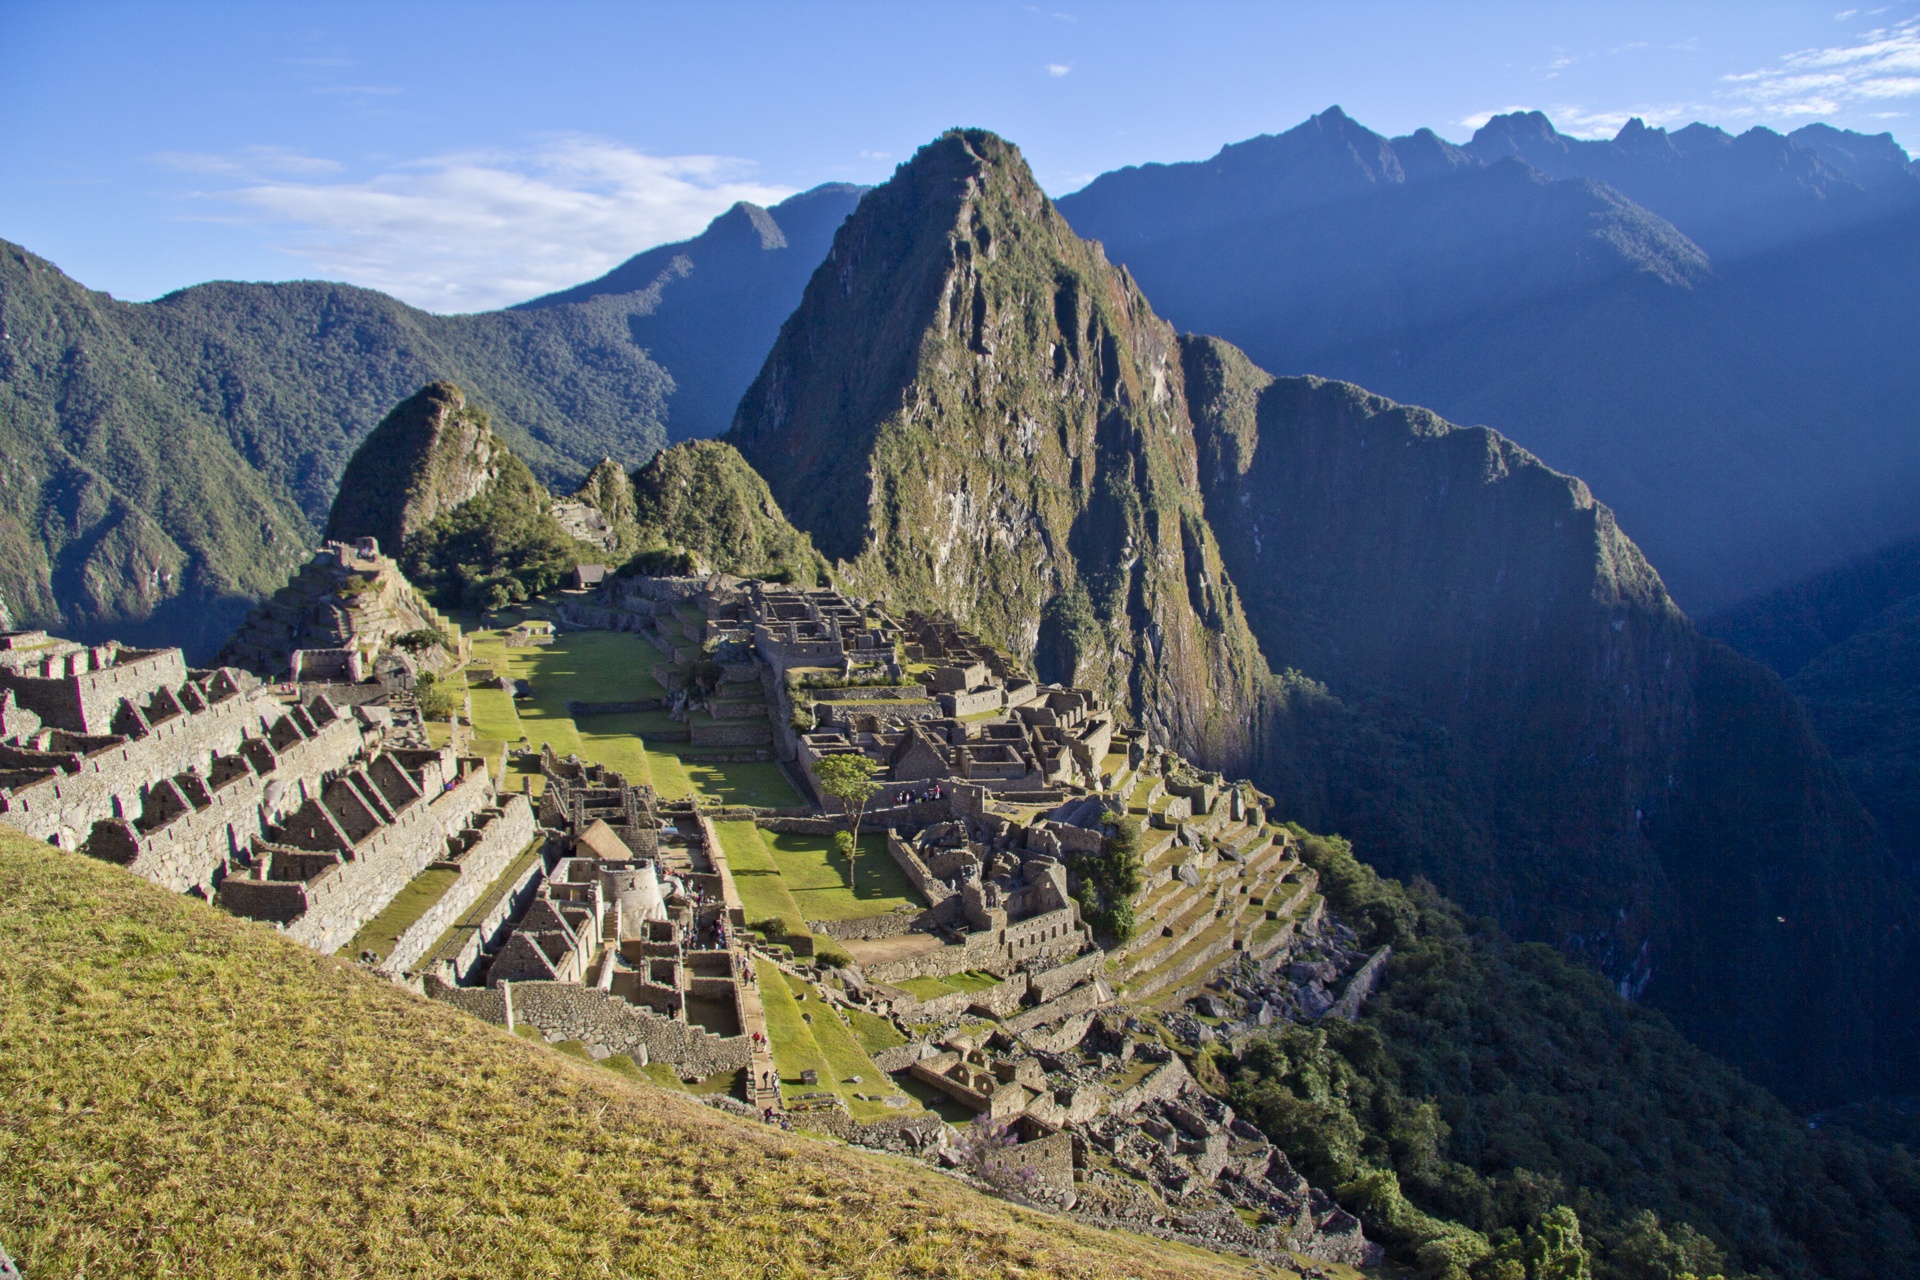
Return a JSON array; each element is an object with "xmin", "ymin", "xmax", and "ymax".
[
  {"xmin": 813, "ymin": 754, "xmax": 882, "ymax": 893},
  {"xmin": 392, "ymin": 627, "xmax": 450, "ymax": 655}
]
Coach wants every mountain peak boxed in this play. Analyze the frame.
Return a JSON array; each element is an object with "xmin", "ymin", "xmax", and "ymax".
[
  {"xmin": 729, "ymin": 127, "xmax": 1269, "ymax": 761},
  {"xmin": 323, "ymin": 381, "xmax": 504, "ymax": 555}
]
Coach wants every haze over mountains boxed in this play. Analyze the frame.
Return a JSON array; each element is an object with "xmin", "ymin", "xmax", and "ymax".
[{"xmin": 1058, "ymin": 106, "xmax": 1920, "ymax": 612}]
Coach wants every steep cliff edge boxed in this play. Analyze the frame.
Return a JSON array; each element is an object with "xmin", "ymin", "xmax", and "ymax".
[
  {"xmin": 728, "ymin": 129, "xmax": 1268, "ymax": 765},
  {"xmin": 1182, "ymin": 335, "xmax": 1910, "ymax": 1105}
]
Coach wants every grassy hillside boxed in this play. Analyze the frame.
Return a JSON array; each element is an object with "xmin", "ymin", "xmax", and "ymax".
[{"xmin": 0, "ymin": 826, "xmax": 1263, "ymax": 1280}]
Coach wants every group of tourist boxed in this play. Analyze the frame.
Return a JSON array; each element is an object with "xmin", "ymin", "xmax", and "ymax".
[{"xmin": 891, "ymin": 783, "xmax": 946, "ymax": 806}]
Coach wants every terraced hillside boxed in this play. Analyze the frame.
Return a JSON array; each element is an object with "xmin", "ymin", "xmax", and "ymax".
[{"xmin": 0, "ymin": 824, "xmax": 1270, "ymax": 1280}]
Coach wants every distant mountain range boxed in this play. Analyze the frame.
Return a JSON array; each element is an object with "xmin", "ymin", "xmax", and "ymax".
[
  {"xmin": 8, "ymin": 109, "xmax": 1917, "ymax": 640},
  {"xmin": 1057, "ymin": 107, "xmax": 1920, "ymax": 613}
]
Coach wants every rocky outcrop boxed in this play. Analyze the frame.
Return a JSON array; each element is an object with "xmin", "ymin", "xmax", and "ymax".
[
  {"xmin": 729, "ymin": 130, "xmax": 1269, "ymax": 769},
  {"xmin": 324, "ymin": 382, "xmax": 504, "ymax": 556}
]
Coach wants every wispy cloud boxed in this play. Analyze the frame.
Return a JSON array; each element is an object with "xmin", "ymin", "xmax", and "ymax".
[
  {"xmin": 1045, "ymin": 62, "xmax": 1072, "ymax": 76},
  {"xmin": 151, "ymin": 146, "xmax": 344, "ymax": 177},
  {"xmin": 1550, "ymin": 102, "xmax": 1690, "ymax": 138},
  {"xmin": 1722, "ymin": 16, "xmax": 1920, "ymax": 119},
  {"xmin": 163, "ymin": 138, "xmax": 794, "ymax": 312}
]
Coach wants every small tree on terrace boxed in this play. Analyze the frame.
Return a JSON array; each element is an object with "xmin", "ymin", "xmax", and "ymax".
[{"xmin": 814, "ymin": 753, "xmax": 882, "ymax": 894}]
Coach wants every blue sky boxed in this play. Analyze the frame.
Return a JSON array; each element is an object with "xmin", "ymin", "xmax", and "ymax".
[{"xmin": 5, "ymin": 0, "xmax": 1917, "ymax": 311}]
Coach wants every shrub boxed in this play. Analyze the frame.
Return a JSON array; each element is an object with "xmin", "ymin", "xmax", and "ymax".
[{"xmin": 415, "ymin": 671, "xmax": 461, "ymax": 720}]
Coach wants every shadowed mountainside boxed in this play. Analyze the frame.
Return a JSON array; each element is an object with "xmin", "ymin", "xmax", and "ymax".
[
  {"xmin": 517, "ymin": 184, "xmax": 864, "ymax": 441},
  {"xmin": 1707, "ymin": 533, "xmax": 1920, "ymax": 879},
  {"xmin": 1178, "ymin": 338, "xmax": 1915, "ymax": 1108}
]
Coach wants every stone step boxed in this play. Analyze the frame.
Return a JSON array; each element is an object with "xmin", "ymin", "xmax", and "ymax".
[
  {"xmin": 1127, "ymin": 919, "xmax": 1241, "ymax": 1002},
  {"xmin": 1121, "ymin": 889, "xmax": 1229, "ymax": 979}
]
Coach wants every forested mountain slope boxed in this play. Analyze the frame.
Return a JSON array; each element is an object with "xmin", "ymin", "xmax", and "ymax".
[
  {"xmin": 1707, "ymin": 533, "xmax": 1920, "ymax": 878},
  {"xmin": 0, "ymin": 186, "xmax": 859, "ymax": 657},
  {"xmin": 1057, "ymin": 108, "xmax": 1920, "ymax": 612}
]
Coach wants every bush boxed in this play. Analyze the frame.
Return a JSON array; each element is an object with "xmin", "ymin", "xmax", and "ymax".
[
  {"xmin": 812, "ymin": 937, "xmax": 852, "ymax": 968},
  {"xmin": 392, "ymin": 627, "xmax": 451, "ymax": 654},
  {"xmin": 415, "ymin": 671, "xmax": 461, "ymax": 720},
  {"xmin": 621, "ymin": 545, "xmax": 702, "ymax": 578},
  {"xmin": 1067, "ymin": 811, "xmax": 1145, "ymax": 943}
]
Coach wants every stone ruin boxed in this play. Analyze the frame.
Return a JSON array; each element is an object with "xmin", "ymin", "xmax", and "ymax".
[
  {"xmin": 421, "ymin": 750, "xmax": 758, "ymax": 1083},
  {"xmin": 0, "ymin": 623, "xmax": 534, "ymax": 991},
  {"xmin": 218, "ymin": 538, "xmax": 466, "ymax": 682}
]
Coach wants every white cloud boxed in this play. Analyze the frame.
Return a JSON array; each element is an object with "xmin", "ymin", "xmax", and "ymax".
[
  {"xmin": 1045, "ymin": 62, "xmax": 1072, "ymax": 76},
  {"xmin": 1548, "ymin": 102, "xmax": 1690, "ymax": 138},
  {"xmin": 167, "ymin": 138, "xmax": 794, "ymax": 313},
  {"xmin": 1722, "ymin": 16, "xmax": 1920, "ymax": 120},
  {"xmin": 1458, "ymin": 105, "xmax": 1535, "ymax": 130},
  {"xmin": 152, "ymin": 146, "xmax": 344, "ymax": 177}
]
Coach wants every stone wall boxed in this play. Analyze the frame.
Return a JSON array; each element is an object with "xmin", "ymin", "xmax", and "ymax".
[
  {"xmin": 1, "ymin": 680, "xmax": 271, "ymax": 848},
  {"xmin": 1325, "ymin": 945, "xmax": 1392, "ymax": 1021},
  {"xmin": 421, "ymin": 976, "xmax": 511, "ymax": 1024},
  {"xmin": 376, "ymin": 796, "xmax": 539, "ymax": 978},
  {"xmin": 807, "ymin": 909, "xmax": 936, "ymax": 941},
  {"xmin": 885, "ymin": 828, "xmax": 959, "ymax": 907},
  {"xmin": 276, "ymin": 766, "xmax": 495, "ymax": 955},
  {"xmin": 407, "ymin": 834, "xmax": 549, "ymax": 987},
  {"xmin": 790, "ymin": 1109, "xmax": 946, "ymax": 1155},
  {"xmin": 483, "ymin": 980, "xmax": 752, "ymax": 1078},
  {"xmin": 1027, "ymin": 950, "xmax": 1105, "ymax": 1002},
  {"xmin": 690, "ymin": 718, "xmax": 773, "ymax": 748},
  {"xmin": 1004, "ymin": 977, "xmax": 1112, "ymax": 1033},
  {"xmin": 85, "ymin": 709, "xmax": 363, "ymax": 894},
  {"xmin": 0, "ymin": 647, "xmax": 186, "ymax": 734},
  {"xmin": 1110, "ymin": 1057, "xmax": 1192, "ymax": 1118}
]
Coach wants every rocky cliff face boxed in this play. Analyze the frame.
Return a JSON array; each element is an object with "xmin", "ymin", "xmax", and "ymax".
[
  {"xmin": 1181, "ymin": 336, "xmax": 1908, "ymax": 1105},
  {"xmin": 324, "ymin": 382, "xmax": 504, "ymax": 556},
  {"xmin": 728, "ymin": 130, "xmax": 1268, "ymax": 765}
]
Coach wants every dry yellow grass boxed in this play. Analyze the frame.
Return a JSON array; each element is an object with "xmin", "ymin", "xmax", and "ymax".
[{"xmin": 0, "ymin": 828, "xmax": 1273, "ymax": 1279}]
